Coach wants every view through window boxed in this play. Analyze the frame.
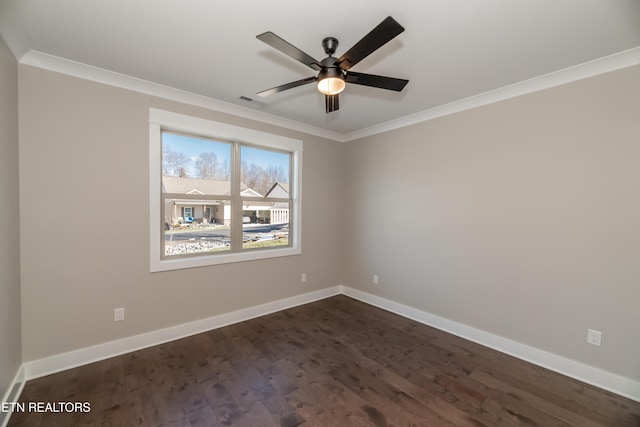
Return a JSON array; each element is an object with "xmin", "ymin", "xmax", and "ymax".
[{"xmin": 161, "ymin": 132, "xmax": 292, "ymax": 258}]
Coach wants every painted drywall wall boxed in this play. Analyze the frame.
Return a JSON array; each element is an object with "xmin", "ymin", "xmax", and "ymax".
[
  {"xmin": 342, "ymin": 65, "xmax": 640, "ymax": 381},
  {"xmin": 14, "ymin": 51, "xmax": 640, "ymax": 389},
  {"xmin": 0, "ymin": 37, "xmax": 22, "ymax": 399},
  {"xmin": 18, "ymin": 64, "xmax": 344, "ymax": 361}
]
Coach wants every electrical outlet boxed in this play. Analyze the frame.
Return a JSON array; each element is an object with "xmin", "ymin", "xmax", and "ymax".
[
  {"xmin": 587, "ymin": 329, "xmax": 601, "ymax": 346},
  {"xmin": 301, "ymin": 273, "xmax": 307, "ymax": 283},
  {"xmin": 373, "ymin": 274, "xmax": 379, "ymax": 285},
  {"xmin": 114, "ymin": 307, "xmax": 125, "ymax": 322}
]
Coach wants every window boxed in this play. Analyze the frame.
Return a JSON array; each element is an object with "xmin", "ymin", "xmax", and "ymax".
[
  {"xmin": 150, "ymin": 109, "xmax": 302, "ymax": 272},
  {"xmin": 182, "ymin": 207, "xmax": 193, "ymax": 220}
]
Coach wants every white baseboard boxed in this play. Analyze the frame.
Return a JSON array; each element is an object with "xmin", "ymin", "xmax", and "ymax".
[
  {"xmin": 340, "ymin": 285, "xmax": 640, "ymax": 403},
  {"xmin": 1, "ymin": 364, "xmax": 25, "ymax": 427},
  {"xmin": 23, "ymin": 286, "xmax": 341, "ymax": 381},
  {"xmin": 13, "ymin": 284, "xmax": 639, "ymax": 406}
]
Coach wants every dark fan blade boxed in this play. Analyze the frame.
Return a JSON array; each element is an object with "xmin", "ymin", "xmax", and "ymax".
[
  {"xmin": 336, "ymin": 16, "xmax": 405, "ymax": 71},
  {"xmin": 256, "ymin": 76, "xmax": 316, "ymax": 97},
  {"xmin": 325, "ymin": 94, "xmax": 339, "ymax": 113},
  {"xmin": 345, "ymin": 72, "xmax": 408, "ymax": 91},
  {"xmin": 257, "ymin": 32, "xmax": 323, "ymax": 71}
]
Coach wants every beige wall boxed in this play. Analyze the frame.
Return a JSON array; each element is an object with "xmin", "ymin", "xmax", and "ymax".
[
  {"xmin": 0, "ymin": 37, "xmax": 22, "ymax": 399},
  {"xmin": 18, "ymin": 65, "xmax": 344, "ymax": 361},
  {"xmin": 342, "ymin": 65, "xmax": 640, "ymax": 381},
  {"xmin": 14, "ymin": 57, "xmax": 640, "ymax": 385}
]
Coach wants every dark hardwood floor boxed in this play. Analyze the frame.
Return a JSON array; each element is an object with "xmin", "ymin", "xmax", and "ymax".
[{"xmin": 8, "ymin": 295, "xmax": 640, "ymax": 426}]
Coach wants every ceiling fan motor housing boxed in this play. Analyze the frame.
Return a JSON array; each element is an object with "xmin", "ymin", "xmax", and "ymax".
[
  {"xmin": 322, "ymin": 37, "xmax": 339, "ymax": 56},
  {"xmin": 317, "ymin": 66, "xmax": 344, "ymax": 82}
]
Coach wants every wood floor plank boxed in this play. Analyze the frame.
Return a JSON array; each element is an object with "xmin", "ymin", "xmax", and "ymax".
[
  {"xmin": 261, "ymin": 315, "xmax": 458, "ymax": 426},
  {"xmin": 203, "ymin": 357, "xmax": 278, "ymax": 426},
  {"xmin": 8, "ymin": 296, "xmax": 640, "ymax": 426},
  {"xmin": 303, "ymin": 302, "xmax": 496, "ymax": 423},
  {"xmin": 428, "ymin": 333, "xmax": 640, "ymax": 426}
]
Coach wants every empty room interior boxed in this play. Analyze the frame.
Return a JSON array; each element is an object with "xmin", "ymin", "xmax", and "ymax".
[{"xmin": 1, "ymin": 1, "xmax": 639, "ymax": 426}]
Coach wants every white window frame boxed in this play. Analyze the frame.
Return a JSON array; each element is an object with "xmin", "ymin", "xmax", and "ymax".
[{"xmin": 149, "ymin": 108, "xmax": 302, "ymax": 272}]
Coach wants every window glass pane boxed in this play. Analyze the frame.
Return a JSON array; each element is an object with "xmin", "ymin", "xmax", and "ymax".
[
  {"xmin": 240, "ymin": 146, "xmax": 291, "ymax": 249},
  {"xmin": 162, "ymin": 132, "xmax": 232, "ymax": 257},
  {"xmin": 164, "ymin": 200, "xmax": 231, "ymax": 257},
  {"xmin": 240, "ymin": 146, "xmax": 290, "ymax": 196},
  {"xmin": 242, "ymin": 205, "xmax": 290, "ymax": 250},
  {"xmin": 162, "ymin": 132, "xmax": 231, "ymax": 195}
]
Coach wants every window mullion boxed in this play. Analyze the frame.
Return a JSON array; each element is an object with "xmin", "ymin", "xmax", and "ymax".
[{"xmin": 230, "ymin": 142, "xmax": 242, "ymax": 252}]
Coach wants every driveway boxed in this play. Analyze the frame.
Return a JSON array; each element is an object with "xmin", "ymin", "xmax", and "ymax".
[{"xmin": 165, "ymin": 224, "xmax": 287, "ymax": 243}]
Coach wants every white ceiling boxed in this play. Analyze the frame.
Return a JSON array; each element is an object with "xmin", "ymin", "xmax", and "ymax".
[{"xmin": 2, "ymin": 0, "xmax": 640, "ymax": 138}]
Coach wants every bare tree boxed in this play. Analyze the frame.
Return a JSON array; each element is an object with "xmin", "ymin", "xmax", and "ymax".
[
  {"xmin": 266, "ymin": 164, "xmax": 287, "ymax": 185},
  {"xmin": 163, "ymin": 147, "xmax": 189, "ymax": 177},
  {"xmin": 241, "ymin": 162, "xmax": 264, "ymax": 194},
  {"xmin": 215, "ymin": 158, "xmax": 230, "ymax": 180},
  {"xmin": 241, "ymin": 162, "xmax": 288, "ymax": 196},
  {"xmin": 194, "ymin": 152, "xmax": 218, "ymax": 179}
]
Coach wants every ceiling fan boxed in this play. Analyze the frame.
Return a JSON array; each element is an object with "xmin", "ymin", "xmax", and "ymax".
[{"xmin": 256, "ymin": 16, "xmax": 409, "ymax": 113}]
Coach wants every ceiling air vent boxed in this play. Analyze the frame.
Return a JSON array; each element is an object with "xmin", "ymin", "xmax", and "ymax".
[{"xmin": 239, "ymin": 95, "xmax": 265, "ymax": 107}]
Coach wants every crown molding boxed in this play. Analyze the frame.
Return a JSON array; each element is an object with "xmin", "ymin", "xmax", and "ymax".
[
  {"xmin": 19, "ymin": 50, "xmax": 344, "ymax": 142},
  {"xmin": 342, "ymin": 46, "xmax": 640, "ymax": 142},
  {"xmin": 0, "ymin": 2, "xmax": 31, "ymax": 60},
  {"xmin": 19, "ymin": 47, "xmax": 640, "ymax": 143}
]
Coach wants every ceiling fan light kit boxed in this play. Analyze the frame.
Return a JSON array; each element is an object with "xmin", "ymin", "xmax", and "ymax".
[
  {"xmin": 256, "ymin": 16, "xmax": 409, "ymax": 113},
  {"xmin": 316, "ymin": 68, "xmax": 345, "ymax": 95}
]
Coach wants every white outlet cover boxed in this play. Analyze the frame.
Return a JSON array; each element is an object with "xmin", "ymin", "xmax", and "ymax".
[
  {"xmin": 587, "ymin": 329, "xmax": 602, "ymax": 346},
  {"xmin": 114, "ymin": 308, "xmax": 125, "ymax": 322}
]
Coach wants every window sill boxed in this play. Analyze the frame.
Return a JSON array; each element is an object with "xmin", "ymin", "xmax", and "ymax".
[{"xmin": 150, "ymin": 246, "xmax": 301, "ymax": 272}]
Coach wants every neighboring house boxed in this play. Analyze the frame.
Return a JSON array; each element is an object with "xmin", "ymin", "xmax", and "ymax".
[
  {"xmin": 162, "ymin": 176, "xmax": 263, "ymax": 225},
  {"xmin": 162, "ymin": 176, "xmax": 281, "ymax": 225},
  {"xmin": 264, "ymin": 182, "xmax": 290, "ymax": 225}
]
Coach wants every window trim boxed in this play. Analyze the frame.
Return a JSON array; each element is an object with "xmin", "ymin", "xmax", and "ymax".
[{"xmin": 149, "ymin": 108, "xmax": 302, "ymax": 272}]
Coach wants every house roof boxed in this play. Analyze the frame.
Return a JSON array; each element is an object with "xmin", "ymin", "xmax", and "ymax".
[
  {"xmin": 162, "ymin": 176, "xmax": 246, "ymax": 196},
  {"xmin": 265, "ymin": 182, "xmax": 290, "ymax": 198}
]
